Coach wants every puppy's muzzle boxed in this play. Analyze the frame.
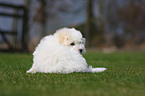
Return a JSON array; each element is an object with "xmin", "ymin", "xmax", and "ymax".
[{"xmin": 79, "ymin": 49, "xmax": 83, "ymax": 53}]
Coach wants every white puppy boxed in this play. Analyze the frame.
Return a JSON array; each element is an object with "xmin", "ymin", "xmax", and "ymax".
[{"xmin": 27, "ymin": 28, "xmax": 106, "ymax": 74}]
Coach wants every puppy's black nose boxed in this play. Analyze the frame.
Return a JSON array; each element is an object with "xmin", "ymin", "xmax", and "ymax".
[{"xmin": 79, "ymin": 49, "xmax": 83, "ymax": 53}]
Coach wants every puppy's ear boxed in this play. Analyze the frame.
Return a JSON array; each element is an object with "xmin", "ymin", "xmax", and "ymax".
[
  {"xmin": 55, "ymin": 32, "xmax": 69, "ymax": 45},
  {"xmin": 82, "ymin": 38, "xmax": 86, "ymax": 45}
]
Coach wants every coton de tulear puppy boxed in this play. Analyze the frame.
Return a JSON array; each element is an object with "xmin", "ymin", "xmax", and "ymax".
[{"xmin": 27, "ymin": 28, "xmax": 106, "ymax": 74}]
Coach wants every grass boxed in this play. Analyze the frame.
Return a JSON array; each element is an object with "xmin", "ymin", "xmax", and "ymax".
[{"xmin": 0, "ymin": 51, "xmax": 145, "ymax": 96}]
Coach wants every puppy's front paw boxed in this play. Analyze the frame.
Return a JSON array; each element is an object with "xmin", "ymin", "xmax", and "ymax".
[{"xmin": 92, "ymin": 68, "xmax": 107, "ymax": 73}]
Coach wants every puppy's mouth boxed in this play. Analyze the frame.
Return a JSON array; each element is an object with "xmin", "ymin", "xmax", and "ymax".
[
  {"xmin": 79, "ymin": 49, "xmax": 86, "ymax": 54},
  {"xmin": 79, "ymin": 49, "xmax": 83, "ymax": 53}
]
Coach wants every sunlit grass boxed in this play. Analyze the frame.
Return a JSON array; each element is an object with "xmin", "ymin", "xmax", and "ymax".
[{"xmin": 0, "ymin": 51, "xmax": 145, "ymax": 96}]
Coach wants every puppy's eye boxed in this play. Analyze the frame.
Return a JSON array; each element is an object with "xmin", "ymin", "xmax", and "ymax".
[{"xmin": 70, "ymin": 42, "xmax": 75, "ymax": 46}]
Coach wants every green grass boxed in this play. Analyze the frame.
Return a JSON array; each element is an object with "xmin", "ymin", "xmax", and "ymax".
[{"xmin": 0, "ymin": 51, "xmax": 145, "ymax": 96}]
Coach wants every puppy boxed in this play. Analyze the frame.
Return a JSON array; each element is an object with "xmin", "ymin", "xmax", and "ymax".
[{"xmin": 27, "ymin": 28, "xmax": 106, "ymax": 73}]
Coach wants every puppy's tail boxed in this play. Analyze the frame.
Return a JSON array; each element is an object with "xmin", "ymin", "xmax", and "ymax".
[{"xmin": 88, "ymin": 66, "xmax": 107, "ymax": 73}]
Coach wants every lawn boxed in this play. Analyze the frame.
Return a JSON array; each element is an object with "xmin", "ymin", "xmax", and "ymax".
[{"xmin": 0, "ymin": 51, "xmax": 145, "ymax": 96}]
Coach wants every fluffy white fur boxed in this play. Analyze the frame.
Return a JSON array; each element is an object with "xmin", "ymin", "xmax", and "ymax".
[{"xmin": 27, "ymin": 28, "xmax": 106, "ymax": 74}]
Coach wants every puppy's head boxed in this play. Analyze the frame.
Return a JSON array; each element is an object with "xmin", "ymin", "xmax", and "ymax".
[{"xmin": 54, "ymin": 27, "xmax": 86, "ymax": 54}]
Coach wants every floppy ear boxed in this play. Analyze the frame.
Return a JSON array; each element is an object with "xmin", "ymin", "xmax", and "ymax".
[
  {"xmin": 56, "ymin": 32, "xmax": 69, "ymax": 45},
  {"xmin": 82, "ymin": 38, "xmax": 86, "ymax": 45}
]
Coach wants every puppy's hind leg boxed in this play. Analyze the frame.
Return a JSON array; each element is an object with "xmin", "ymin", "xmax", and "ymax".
[{"xmin": 26, "ymin": 67, "xmax": 36, "ymax": 73}]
